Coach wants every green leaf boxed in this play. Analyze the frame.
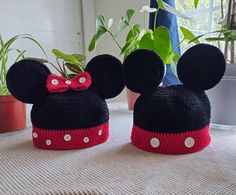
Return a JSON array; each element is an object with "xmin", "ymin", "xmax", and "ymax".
[
  {"xmin": 139, "ymin": 33, "xmax": 154, "ymax": 50},
  {"xmin": 0, "ymin": 35, "xmax": 3, "ymax": 48},
  {"xmin": 52, "ymin": 49, "xmax": 79, "ymax": 64},
  {"xmin": 72, "ymin": 54, "xmax": 86, "ymax": 62},
  {"xmin": 153, "ymin": 26, "xmax": 172, "ymax": 64},
  {"xmin": 23, "ymin": 36, "xmax": 47, "ymax": 57},
  {"xmin": 188, "ymin": 30, "xmax": 225, "ymax": 44},
  {"xmin": 114, "ymin": 9, "xmax": 135, "ymax": 38},
  {"xmin": 194, "ymin": 0, "xmax": 200, "ymax": 8},
  {"xmin": 206, "ymin": 37, "xmax": 227, "ymax": 42},
  {"xmin": 0, "ymin": 86, "xmax": 10, "ymax": 95},
  {"xmin": 121, "ymin": 33, "xmax": 139, "ymax": 56},
  {"xmin": 14, "ymin": 50, "xmax": 26, "ymax": 63},
  {"xmin": 88, "ymin": 36, "xmax": 97, "ymax": 52},
  {"xmin": 180, "ymin": 26, "xmax": 200, "ymax": 44},
  {"xmin": 65, "ymin": 62, "xmax": 83, "ymax": 73},
  {"xmin": 126, "ymin": 24, "xmax": 141, "ymax": 42},
  {"xmin": 156, "ymin": 0, "xmax": 165, "ymax": 9},
  {"xmin": 88, "ymin": 15, "xmax": 107, "ymax": 52},
  {"xmin": 107, "ymin": 18, "xmax": 113, "ymax": 29},
  {"xmin": 172, "ymin": 53, "xmax": 180, "ymax": 64},
  {"xmin": 68, "ymin": 74, "xmax": 77, "ymax": 80},
  {"xmin": 0, "ymin": 34, "xmax": 46, "ymax": 61},
  {"xmin": 0, "ymin": 35, "xmax": 26, "ymax": 60},
  {"xmin": 224, "ymin": 30, "xmax": 236, "ymax": 39},
  {"xmin": 0, "ymin": 34, "xmax": 46, "ymax": 94}
]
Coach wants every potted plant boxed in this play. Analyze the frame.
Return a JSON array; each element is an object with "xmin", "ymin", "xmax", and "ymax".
[
  {"xmin": 32, "ymin": 49, "xmax": 87, "ymax": 78},
  {"xmin": 193, "ymin": 0, "xmax": 236, "ymax": 125},
  {"xmin": 88, "ymin": 0, "xmax": 200, "ymax": 110},
  {"xmin": 0, "ymin": 34, "xmax": 46, "ymax": 133}
]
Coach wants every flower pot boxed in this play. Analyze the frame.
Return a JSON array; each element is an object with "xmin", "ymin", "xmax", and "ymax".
[
  {"xmin": 126, "ymin": 88, "xmax": 140, "ymax": 110},
  {"xmin": 206, "ymin": 64, "xmax": 236, "ymax": 125},
  {"xmin": 0, "ymin": 95, "xmax": 26, "ymax": 133}
]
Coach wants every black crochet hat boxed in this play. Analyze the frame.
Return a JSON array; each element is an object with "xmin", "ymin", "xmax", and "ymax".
[
  {"xmin": 7, "ymin": 55, "xmax": 124, "ymax": 150},
  {"xmin": 124, "ymin": 44, "xmax": 226, "ymax": 154}
]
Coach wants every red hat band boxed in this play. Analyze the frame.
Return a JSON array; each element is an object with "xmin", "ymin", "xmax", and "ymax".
[{"xmin": 131, "ymin": 125, "xmax": 211, "ymax": 154}]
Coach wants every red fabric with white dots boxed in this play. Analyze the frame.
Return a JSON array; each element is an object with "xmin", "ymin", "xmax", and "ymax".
[
  {"xmin": 32, "ymin": 122, "xmax": 109, "ymax": 150},
  {"xmin": 46, "ymin": 71, "xmax": 92, "ymax": 93},
  {"xmin": 131, "ymin": 125, "xmax": 211, "ymax": 154}
]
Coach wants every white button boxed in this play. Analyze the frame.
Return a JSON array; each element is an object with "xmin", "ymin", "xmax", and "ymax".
[
  {"xmin": 33, "ymin": 132, "xmax": 38, "ymax": 138},
  {"xmin": 46, "ymin": 139, "xmax": 52, "ymax": 146},
  {"xmin": 83, "ymin": 137, "xmax": 89, "ymax": 143},
  {"xmin": 51, "ymin": 79, "xmax": 59, "ymax": 85},
  {"xmin": 79, "ymin": 77, "xmax": 86, "ymax": 84},
  {"xmin": 64, "ymin": 134, "xmax": 71, "ymax": 141},
  {"xmin": 150, "ymin": 138, "xmax": 160, "ymax": 148},
  {"xmin": 98, "ymin": 130, "xmax": 103, "ymax": 136},
  {"xmin": 65, "ymin": 80, "xmax": 71, "ymax": 85},
  {"xmin": 184, "ymin": 137, "xmax": 195, "ymax": 148}
]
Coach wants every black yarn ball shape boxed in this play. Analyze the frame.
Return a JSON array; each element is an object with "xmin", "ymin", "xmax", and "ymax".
[
  {"xmin": 177, "ymin": 44, "xmax": 226, "ymax": 90},
  {"xmin": 7, "ymin": 59, "xmax": 51, "ymax": 104},
  {"xmin": 86, "ymin": 54, "xmax": 124, "ymax": 99},
  {"xmin": 124, "ymin": 49, "xmax": 165, "ymax": 94}
]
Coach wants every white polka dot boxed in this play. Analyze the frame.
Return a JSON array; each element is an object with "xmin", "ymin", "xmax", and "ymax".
[
  {"xmin": 64, "ymin": 134, "xmax": 71, "ymax": 141},
  {"xmin": 65, "ymin": 80, "xmax": 71, "ymax": 85},
  {"xmin": 98, "ymin": 130, "xmax": 103, "ymax": 136},
  {"xmin": 83, "ymin": 137, "xmax": 89, "ymax": 143},
  {"xmin": 150, "ymin": 138, "xmax": 160, "ymax": 148},
  {"xmin": 46, "ymin": 139, "xmax": 52, "ymax": 146},
  {"xmin": 33, "ymin": 132, "xmax": 38, "ymax": 138},
  {"xmin": 184, "ymin": 137, "xmax": 195, "ymax": 148},
  {"xmin": 79, "ymin": 77, "xmax": 86, "ymax": 84},
  {"xmin": 51, "ymin": 79, "xmax": 59, "ymax": 85}
]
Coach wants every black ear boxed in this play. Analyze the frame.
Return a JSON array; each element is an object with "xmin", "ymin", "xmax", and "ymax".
[
  {"xmin": 177, "ymin": 44, "xmax": 226, "ymax": 90},
  {"xmin": 7, "ymin": 59, "xmax": 51, "ymax": 104},
  {"xmin": 123, "ymin": 49, "xmax": 165, "ymax": 94},
  {"xmin": 85, "ymin": 54, "xmax": 125, "ymax": 99}
]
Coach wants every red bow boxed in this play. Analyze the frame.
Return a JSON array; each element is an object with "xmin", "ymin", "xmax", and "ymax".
[{"xmin": 46, "ymin": 72, "xmax": 92, "ymax": 93}]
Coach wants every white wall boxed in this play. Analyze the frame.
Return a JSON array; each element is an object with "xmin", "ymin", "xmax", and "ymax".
[
  {"xmin": 94, "ymin": 0, "xmax": 149, "ymax": 102},
  {"xmin": 0, "ymin": 0, "xmax": 84, "ymax": 69}
]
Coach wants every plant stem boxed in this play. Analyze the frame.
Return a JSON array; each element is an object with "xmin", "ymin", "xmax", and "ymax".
[
  {"xmin": 173, "ymin": 38, "xmax": 185, "ymax": 53},
  {"xmin": 76, "ymin": 62, "xmax": 85, "ymax": 72},
  {"xmin": 154, "ymin": 8, "xmax": 160, "ymax": 31},
  {"xmin": 221, "ymin": 0, "xmax": 224, "ymax": 18},
  {"xmin": 48, "ymin": 62, "xmax": 64, "ymax": 75},
  {"xmin": 62, "ymin": 60, "xmax": 69, "ymax": 78},
  {"xmin": 107, "ymin": 30, "xmax": 122, "ymax": 50},
  {"xmin": 144, "ymin": 12, "xmax": 147, "ymax": 30},
  {"xmin": 56, "ymin": 58, "xmax": 65, "ymax": 76}
]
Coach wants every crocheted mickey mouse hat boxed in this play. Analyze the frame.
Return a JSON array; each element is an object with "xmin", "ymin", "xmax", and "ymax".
[
  {"xmin": 7, "ymin": 55, "xmax": 124, "ymax": 150},
  {"xmin": 124, "ymin": 44, "xmax": 226, "ymax": 154}
]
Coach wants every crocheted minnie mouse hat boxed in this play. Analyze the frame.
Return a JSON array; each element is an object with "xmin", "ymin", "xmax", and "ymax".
[
  {"xmin": 124, "ymin": 44, "xmax": 226, "ymax": 154},
  {"xmin": 7, "ymin": 55, "xmax": 124, "ymax": 150}
]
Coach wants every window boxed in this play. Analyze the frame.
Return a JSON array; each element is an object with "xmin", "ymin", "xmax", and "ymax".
[{"xmin": 176, "ymin": 0, "xmax": 228, "ymax": 52}]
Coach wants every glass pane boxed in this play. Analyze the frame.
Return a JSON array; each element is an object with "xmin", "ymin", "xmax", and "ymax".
[
  {"xmin": 178, "ymin": 13, "xmax": 209, "ymax": 34},
  {"xmin": 212, "ymin": 10, "xmax": 223, "ymax": 30},
  {"xmin": 214, "ymin": 0, "xmax": 226, "ymax": 7},
  {"xmin": 175, "ymin": 0, "xmax": 228, "ymax": 53}
]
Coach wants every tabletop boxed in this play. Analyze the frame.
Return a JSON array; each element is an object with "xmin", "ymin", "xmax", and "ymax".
[{"xmin": 0, "ymin": 103, "xmax": 236, "ymax": 195}]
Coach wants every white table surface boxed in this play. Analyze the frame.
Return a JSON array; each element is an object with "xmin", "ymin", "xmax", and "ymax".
[{"xmin": 0, "ymin": 103, "xmax": 236, "ymax": 195}]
